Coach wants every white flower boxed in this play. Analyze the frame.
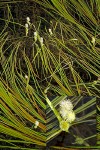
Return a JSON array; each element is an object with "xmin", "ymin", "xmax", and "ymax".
[
  {"xmin": 48, "ymin": 28, "xmax": 53, "ymax": 35},
  {"xmin": 40, "ymin": 37, "xmax": 43, "ymax": 46},
  {"xmin": 60, "ymin": 109, "xmax": 75, "ymax": 123},
  {"xmin": 25, "ymin": 75, "xmax": 28, "ymax": 79},
  {"xmin": 59, "ymin": 99, "xmax": 75, "ymax": 123},
  {"xmin": 26, "ymin": 17, "xmax": 31, "ymax": 25},
  {"xmin": 34, "ymin": 31, "xmax": 37, "ymax": 36},
  {"xmin": 34, "ymin": 120, "xmax": 39, "ymax": 129},
  {"xmin": 26, "ymin": 17, "xmax": 30, "ymax": 22},
  {"xmin": 66, "ymin": 111, "xmax": 75, "ymax": 123},
  {"xmin": 25, "ymin": 23, "xmax": 28, "ymax": 36},
  {"xmin": 59, "ymin": 109, "xmax": 68, "ymax": 120},
  {"xmin": 71, "ymin": 39, "xmax": 78, "ymax": 41},
  {"xmin": 34, "ymin": 31, "xmax": 38, "ymax": 41},
  {"xmin": 25, "ymin": 23, "xmax": 28, "ymax": 28},
  {"xmin": 60, "ymin": 99, "xmax": 73, "ymax": 111}
]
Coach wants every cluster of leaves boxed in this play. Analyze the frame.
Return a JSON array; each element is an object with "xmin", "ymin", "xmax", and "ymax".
[{"xmin": 0, "ymin": 0, "xmax": 100, "ymax": 149}]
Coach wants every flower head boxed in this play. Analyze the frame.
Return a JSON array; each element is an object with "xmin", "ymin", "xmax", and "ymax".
[
  {"xmin": 59, "ymin": 109, "xmax": 68, "ymax": 120},
  {"xmin": 59, "ymin": 99, "xmax": 75, "ymax": 123},
  {"xmin": 25, "ymin": 75, "xmax": 28, "ymax": 79},
  {"xmin": 26, "ymin": 17, "xmax": 31, "ymax": 25},
  {"xmin": 34, "ymin": 31, "xmax": 37, "ymax": 36},
  {"xmin": 49, "ymin": 28, "xmax": 53, "ymax": 35},
  {"xmin": 26, "ymin": 17, "xmax": 30, "ymax": 22},
  {"xmin": 66, "ymin": 111, "xmax": 75, "ymax": 123},
  {"xmin": 60, "ymin": 120, "xmax": 70, "ymax": 132},
  {"xmin": 34, "ymin": 120, "xmax": 39, "ymax": 129},
  {"xmin": 25, "ymin": 23, "xmax": 28, "ymax": 28},
  {"xmin": 25, "ymin": 23, "xmax": 28, "ymax": 36},
  {"xmin": 60, "ymin": 99, "xmax": 73, "ymax": 111},
  {"xmin": 60, "ymin": 109, "xmax": 75, "ymax": 122},
  {"xmin": 34, "ymin": 31, "xmax": 38, "ymax": 41},
  {"xmin": 40, "ymin": 37, "xmax": 44, "ymax": 46}
]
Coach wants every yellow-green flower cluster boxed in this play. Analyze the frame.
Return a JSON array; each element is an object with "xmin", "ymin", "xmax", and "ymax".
[{"xmin": 60, "ymin": 120, "xmax": 70, "ymax": 132}]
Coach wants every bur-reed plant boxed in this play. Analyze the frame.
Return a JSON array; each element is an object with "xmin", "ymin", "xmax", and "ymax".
[{"xmin": 0, "ymin": 0, "xmax": 100, "ymax": 149}]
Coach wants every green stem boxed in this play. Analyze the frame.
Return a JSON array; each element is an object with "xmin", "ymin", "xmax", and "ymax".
[{"xmin": 44, "ymin": 93, "xmax": 62, "ymax": 122}]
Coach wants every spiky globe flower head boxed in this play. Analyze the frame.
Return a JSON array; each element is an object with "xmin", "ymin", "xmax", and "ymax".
[
  {"xmin": 60, "ymin": 109, "xmax": 75, "ymax": 123},
  {"xmin": 60, "ymin": 120, "xmax": 70, "ymax": 132},
  {"xmin": 66, "ymin": 111, "xmax": 75, "ymax": 123},
  {"xmin": 60, "ymin": 99, "xmax": 73, "ymax": 111},
  {"xmin": 59, "ymin": 99, "xmax": 75, "ymax": 123},
  {"xmin": 59, "ymin": 109, "xmax": 68, "ymax": 120}
]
